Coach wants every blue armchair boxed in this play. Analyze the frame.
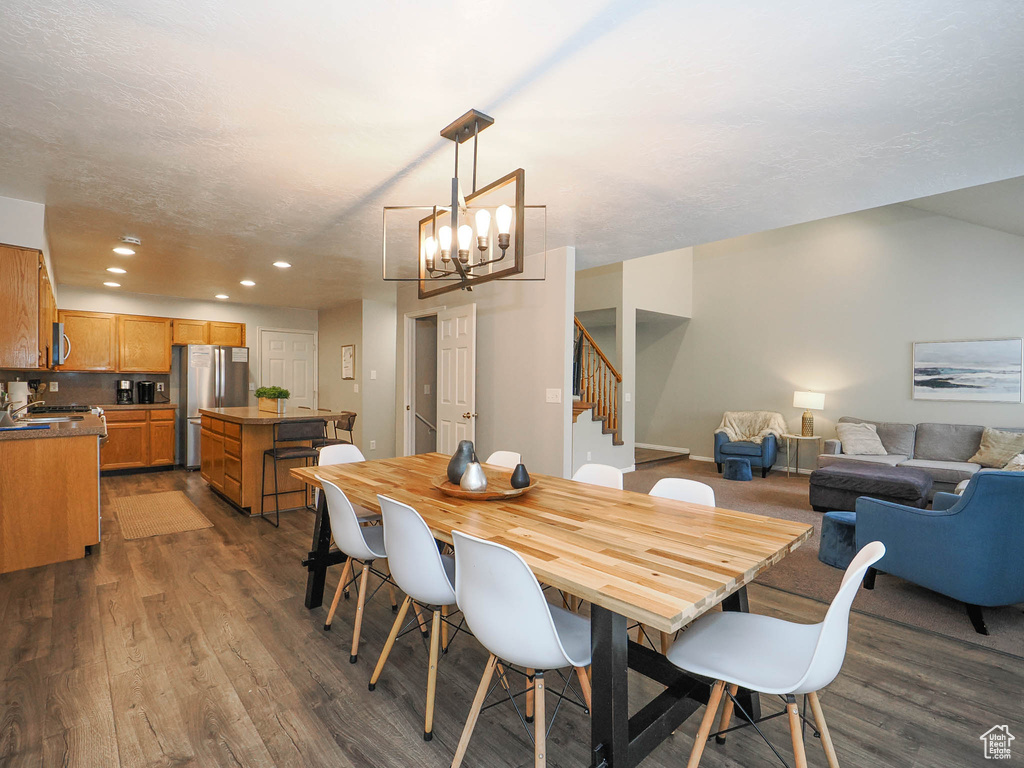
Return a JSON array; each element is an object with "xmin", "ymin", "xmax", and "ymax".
[
  {"xmin": 714, "ymin": 432, "xmax": 778, "ymax": 478},
  {"xmin": 856, "ymin": 471, "xmax": 1024, "ymax": 635}
]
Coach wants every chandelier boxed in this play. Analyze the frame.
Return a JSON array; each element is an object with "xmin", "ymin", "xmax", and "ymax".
[{"xmin": 382, "ymin": 109, "xmax": 544, "ymax": 299}]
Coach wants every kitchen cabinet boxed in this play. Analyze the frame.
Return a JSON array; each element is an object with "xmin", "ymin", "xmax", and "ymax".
[
  {"xmin": 200, "ymin": 417, "xmax": 225, "ymax": 492},
  {"xmin": 172, "ymin": 318, "xmax": 210, "ymax": 345},
  {"xmin": 118, "ymin": 315, "xmax": 173, "ymax": 373},
  {"xmin": 0, "ymin": 245, "xmax": 55, "ymax": 369},
  {"xmin": 209, "ymin": 321, "xmax": 245, "ymax": 347},
  {"xmin": 58, "ymin": 310, "xmax": 118, "ymax": 372},
  {"xmin": 100, "ymin": 408, "xmax": 177, "ymax": 471}
]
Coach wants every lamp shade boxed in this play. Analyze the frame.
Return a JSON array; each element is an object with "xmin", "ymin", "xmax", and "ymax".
[{"xmin": 793, "ymin": 391, "xmax": 825, "ymax": 410}]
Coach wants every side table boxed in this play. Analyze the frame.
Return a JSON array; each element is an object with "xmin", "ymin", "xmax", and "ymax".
[{"xmin": 782, "ymin": 434, "xmax": 822, "ymax": 478}]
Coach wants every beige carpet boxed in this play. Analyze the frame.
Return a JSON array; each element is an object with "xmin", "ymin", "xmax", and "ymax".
[
  {"xmin": 626, "ymin": 458, "xmax": 1024, "ymax": 657},
  {"xmin": 112, "ymin": 490, "xmax": 214, "ymax": 540}
]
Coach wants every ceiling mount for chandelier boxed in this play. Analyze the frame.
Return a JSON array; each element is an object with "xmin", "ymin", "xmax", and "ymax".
[{"xmin": 382, "ymin": 109, "xmax": 545, "ymax": 299}]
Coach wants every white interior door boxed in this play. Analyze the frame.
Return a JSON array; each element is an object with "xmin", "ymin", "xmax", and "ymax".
[
  {"xmin": 436, "ymin": 304, "xmax": 476, "ymax": 453},
  {"xmin": 259, "ymin": 329, "xmax": 317, "ymax": 408}
]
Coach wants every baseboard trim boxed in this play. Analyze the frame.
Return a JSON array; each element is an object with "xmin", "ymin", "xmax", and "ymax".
[
  {"xmin": 635, "ymin": 442, "xmax": 691, "ymax": 455},
  {"xmin": 690, "ymin": 455, "xmax": 715, "ymax": 463}
]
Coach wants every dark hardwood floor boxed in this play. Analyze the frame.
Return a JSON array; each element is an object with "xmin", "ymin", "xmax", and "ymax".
[{"xmin": 1, "ymin": 469, "xmax": 1019, "ymax": 767}]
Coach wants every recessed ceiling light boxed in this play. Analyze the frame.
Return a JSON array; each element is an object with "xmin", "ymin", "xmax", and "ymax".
[
  {"xmin": 273, "ymin": 261, "xmax": 291, "ymax": 268},
  {"xmin": 240, "ymin": 280, "xmax": 255, "ymax": 286},
  {"xmin": 103, "ymin": 281, "xmax": 121, "ymax": 287},
  {"xmin": 113, "ymin": 247, "xmax": 135, "ymax": 256},
  {"xmin": 215, "ymin": 294, "xmax": 229, "ymax": 299},
  {"xmin": 107, "ymin": 267, "xmax": 127, "ymax": 274}
]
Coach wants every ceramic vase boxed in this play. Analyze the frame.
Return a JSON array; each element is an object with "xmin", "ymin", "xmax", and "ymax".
[
  {"xmin": 510, "ymin": 463, "xmax": 531, "ymax": 489},
  {"xmin": 447, "ymin": 440, "xmax": 476, "ymax": 484},
  {"xmin": 460, "ymin": 461, "xmax": 488, "ymax": 492}
]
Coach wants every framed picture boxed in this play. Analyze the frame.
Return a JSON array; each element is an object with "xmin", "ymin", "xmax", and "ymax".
[
  {"xmin": 341, "ymin": 344, "xmax": 355, "ymax": 380},
  {"xmin": 912, "ymin": 338, "xmax": 1023, "ymax": 402}
]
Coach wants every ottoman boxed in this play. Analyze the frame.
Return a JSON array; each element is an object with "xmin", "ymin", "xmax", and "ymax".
[
  {"xmin": 818, "ymin": 511, "xmax": 857, "ymax": 569},
  {"xmin": 723, "ymin": 457, "xmax": 753, "ymax": 481},
  {"xmin": 809, "ymin": 462, "xmax": 932, "ymax": 513}
]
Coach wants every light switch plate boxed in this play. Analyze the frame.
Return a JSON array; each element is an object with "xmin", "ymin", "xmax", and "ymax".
[
  {"xmin": 545, "ymin": 388, "xmax": 562, "ymax": 404},
  {"xmin": 49, "ymin": 381, "xmax": 58, "ymax": 392},
  {"xmin": 354, "ymin": 383, "xmax": 359, "ymax": 393},
  {"xmin": 625, "ymin": 392, "xmax": 631, "ymax": 402},
  {"xmin": 587, "ymin": 451, "xmax": 592, "ymax": 461},
  {"xmin": 423, "ymin": 384, "xmax": 431, "ymax": 395},
  {"xmin": 249, "ymin": 382, "xmax": 256, "ymax": 391},
  {"xmin": 370, "ymin": 370, "xmax": 377, "ymax": 380},
  {"xmin": 370, "ymin": 440, "xmax": 376, "ymax": 450}
]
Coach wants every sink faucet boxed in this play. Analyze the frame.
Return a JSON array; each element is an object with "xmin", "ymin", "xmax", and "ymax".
[
  {"xmin": 11, "ymin": 400, "xmax": 44, "ymax": 418},
  {"xmin": 0, "ymin": 400, "xmax": 45, "ymax": 426}
]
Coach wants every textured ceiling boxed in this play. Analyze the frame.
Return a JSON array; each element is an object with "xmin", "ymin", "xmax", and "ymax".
[{"xmin": 2, "ymin": 0, "xmax": 1024, "ymax": 308}]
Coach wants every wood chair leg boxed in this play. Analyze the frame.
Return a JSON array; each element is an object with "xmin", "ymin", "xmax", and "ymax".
[
  {"xmin": 495, "ymin": 663, "xmax": 511, "ymax": 692},
  {"xmin": 660, "ymin": 631, "xmax": 672, "ymax": 655},
  {"xmin": 451, "ymin": 654, "xmax": 497, "ymax": 768},
  {"xmin": 526, "ymin": 668, "xmax": 535, "ymax": 723},
  {"xmin": 412, "ymin": 602, "xmax": 430, "ymax": 638},
  {"xmin": 786, "ymin": 694, "xmax": 809, "ymax": 768},
  {"xmin": 324, "ymin": 557, "xmax": 352, "ymax": 631},
  {"xmin": 714, "ymin": 684, "xmax": 738, "ymax": 744},
  {"xmin": 686, "ymin": 680, "xmax": 725, "ymax": 768},
  {"xmin": 574, "ymin": 666, "xmax": 592, "ymax": 712},
  {"xmin": 369, "ymin": 595, "xmax": 412, "ymax": 691},
  {"xmin": 534, "ymin": 672, "xmax": 546, "ymax": 768},
  {"xmin": 424, "ymin": 609, "xmax": 442, "ymax": 741},
  {"xmin": 441, "ymin": 604, "xmax": 449, "ymax": 650},
  {"xmin": 807, "ymin": 691, "xmax": 840, "ymax": 768},
  {"xmin": 349, "ymin": 563, "xmax": 371, "ymax": 663}
]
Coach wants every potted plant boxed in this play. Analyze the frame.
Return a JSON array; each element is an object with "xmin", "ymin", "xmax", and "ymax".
[{"xmin": 255, "ymin": 386, "xmax": 291, "ymax": 414}]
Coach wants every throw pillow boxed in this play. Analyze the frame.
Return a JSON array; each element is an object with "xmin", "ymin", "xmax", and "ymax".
[
  {"xmin": 969, "ymin": 428, "xmax": 1024, "ymax": 468},
  {"xmin": 1003, "ymin": 453, "xmax": 1024, "ymax": 471},
  {"xmin": 836, "ymin": 422, "xmax": 887, "ymax": 456}
]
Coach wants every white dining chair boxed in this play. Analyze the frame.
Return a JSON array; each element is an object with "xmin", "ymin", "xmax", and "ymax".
[
  {"xmin": 650, "ymin": 477, "xmax": 716, "ymax": 507},
  {"xmin": 572, "ymin": 462, "xmax": 623, "ymax": 489},
  {"xmin": 450, "ymin": 530, "xmax": 592, "ymax": 768},
  {"xmin": 668, "ymin": 541, "xmax": 885, "ymax": 768},
  {"xmin": 369, "ymin": 495, "xmax": 459, "ymax": 742},
  {"xmin": 484, "ymin": 450, "xmax": 521, "ymax": 469},
  {"xmin": 319, "ymin": 443, "xmax": 366, "ymax": 465},
  {"xmin": 319, "ymin": 477, "xmax": 390, "ymax": 664}
]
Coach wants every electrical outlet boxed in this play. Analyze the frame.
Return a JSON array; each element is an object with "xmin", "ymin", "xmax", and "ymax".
[
  {"xmin": 49, "ymin": 381, "xmax": 58, "ymax": 392},
  {"xmin": 249, "ymin": 382, "xmax": 256, "ymax": 391},
  {"xmin": 354, "ymin": 383, "xmax": 359, "ymax": 393},
  {"xmin": 587, "ymin": 451, "xmax": 592, "ymax": 461},
  {"xmin": 545, "ymin": 388, "xmax": 562, "ymax": 404},
  {"xmin": 625, "ymin": 392, "xmax": 631, "ymax": 402},
  {"xmin": 370, "ymin": 370, "xmax": 377, "ymax": 380},
  {"xmin": 370, "ymin": 440, "xmax": 376, "ymax": 450},
  {"xmin": 156, "ymin": 382, "xmax": 165, "ymax": 392},
  {"xmin": 423, "ymin": 384, "xmax": 431, "ymax": 395}
]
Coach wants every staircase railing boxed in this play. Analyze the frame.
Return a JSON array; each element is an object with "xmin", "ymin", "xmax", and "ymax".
[{"xmin": 573, "ymin": 317, "xmax": 622, "ymax": 440}]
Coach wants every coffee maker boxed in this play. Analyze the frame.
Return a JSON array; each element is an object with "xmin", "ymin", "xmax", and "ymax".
[
  {"xmin": 116, "ymin": 380, "xmax": 133, "ymax": 405},
  {"xmin": 137, "ymin": 380, "xmax": 155, "ymax": 404}
]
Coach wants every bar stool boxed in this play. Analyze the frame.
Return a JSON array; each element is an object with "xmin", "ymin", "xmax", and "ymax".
[
  {"xmin": 316, "ymin": 412, "xmax": 357, "ymax": 448},
  {"xmin": 259, "ymin": 418, "xmax": 326, "ymax": 527}
]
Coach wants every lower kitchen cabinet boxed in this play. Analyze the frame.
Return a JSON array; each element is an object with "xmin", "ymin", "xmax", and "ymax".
[{"xmin": 100, "ymin": 408, "xmax": 177, "ymax": 471}]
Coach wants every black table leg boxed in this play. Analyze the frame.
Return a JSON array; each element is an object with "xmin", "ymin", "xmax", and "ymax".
[
  {"xmin": 303, "ymin": 490, "xmax": 346, "ymax": 609},
  {"xmin": 721, "ymin": 586, "xmax": 760, "ymax": 721},
  {"xmin": 591, "ymin": 605, "xmax": 629, "ymax": 768}
]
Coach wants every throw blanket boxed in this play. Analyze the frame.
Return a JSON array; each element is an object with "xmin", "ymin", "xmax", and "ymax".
[{"xmin": 715, "ymin": 411, "xmax": 788, "ymax": 444}]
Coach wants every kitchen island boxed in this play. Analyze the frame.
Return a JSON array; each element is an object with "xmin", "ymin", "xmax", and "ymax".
[
  {"xmin": 0, "ymin": 414, "xmax": 105, "ymax": 574},
  {"xmin": 198, "ymin": 406, "xmax": 355, "ymax": 516}
]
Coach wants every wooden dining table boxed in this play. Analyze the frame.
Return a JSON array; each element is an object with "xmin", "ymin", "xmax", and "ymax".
[{"xmin": 293, "ymin": 453, "xmax": 812, "ymax": 768}]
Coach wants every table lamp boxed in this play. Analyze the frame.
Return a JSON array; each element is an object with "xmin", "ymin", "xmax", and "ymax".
[{"xmin": 793, "ymin": 391, "xmax": 825, "ymax": 436}]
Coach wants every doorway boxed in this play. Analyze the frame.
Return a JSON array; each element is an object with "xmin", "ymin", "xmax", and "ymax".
[
  {"xmin": 258, "ymin": 328, "xmax": 318, "ymax": 408},
  {"xmin": 413, "ymin": 315, "xmax": 438, "ymax": 453}
]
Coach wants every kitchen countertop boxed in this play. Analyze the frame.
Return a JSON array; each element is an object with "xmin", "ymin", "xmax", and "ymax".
[
  {"xmin": 199, "ymin": 406, "xmax": 355, "ymax": 425},
  {"xmin": 0, "ymin": 413, "xmax": 106, "ymax": 442}
]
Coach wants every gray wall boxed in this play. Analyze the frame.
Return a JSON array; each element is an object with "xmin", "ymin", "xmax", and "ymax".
[
  {"xmin": 395, "ymin": 247, "xmax": 575, "ymax": 477},
  {"xmin": 317, "ymin": 300, "xmax": 363, "ymax": 446},
  {"xmin": 413, "ymin": 315, "xmax": 437, "ymax": 453},
  {"xmin": 638, "ymin": 205, "xmax": 1024, "ymax": 468}
]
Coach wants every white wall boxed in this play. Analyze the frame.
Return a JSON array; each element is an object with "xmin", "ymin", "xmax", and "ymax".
[
  {"xmin": 642, "ymin": 205, "xmax": 1024, "ymax": 469},
  {"xmin": 395, "ymin": 247, "xmax": 575, "ymax": 477},
  {"xmin": 57, "ymin": 285, "xmax": 318, "ymax": 403},
  {"xmin": 0, "ymin": 195, "xmax": 54, "ymax": 288},
  {"xmin": 317, "ymin": 300, "xmax": 363, "ymax": 445}
]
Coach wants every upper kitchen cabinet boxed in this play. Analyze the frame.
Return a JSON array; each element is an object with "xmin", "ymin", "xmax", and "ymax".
[
  {"xmin": 118, "ymin": 315, "xmax": 173, "ymax": 372},
  {"xmin": 0, "ymin": 244, "xmax": 56, "ymax": 369},
  {"xmin": 208, "ymin": 321, "xmax": 245, "ymax": 347},
  {"xmin": 58, "ymin": 310, "xmax": 118, "ymax": 371},
  {"xmin": 172, "ymin": 318, "xmax": 210, "ymax": 345}
]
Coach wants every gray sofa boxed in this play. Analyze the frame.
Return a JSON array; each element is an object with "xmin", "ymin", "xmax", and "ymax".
[{"xmin": 818, "ymin": 416, "xmax": 1023, "ymax": 496}]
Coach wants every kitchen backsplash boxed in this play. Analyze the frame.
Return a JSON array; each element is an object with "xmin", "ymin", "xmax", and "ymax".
[{"xmin": 0, "ymin": 371, "xmax": 172, "ymax": 406}]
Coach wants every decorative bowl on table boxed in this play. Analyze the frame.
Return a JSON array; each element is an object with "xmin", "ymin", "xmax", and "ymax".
[{"xmin": 431, "ymin": 471, "xmax": 540, "ymax": 500}]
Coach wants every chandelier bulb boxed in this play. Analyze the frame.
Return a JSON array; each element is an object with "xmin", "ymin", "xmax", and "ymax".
[
  {"xmin": 457, "ymin": 224, "xmax": 473, "ymax": 251},
  {"xmin": 438, "ymin": 226, "xmax": 452, "ymax": 262},
  {"xmin": 495, "ymin": 204, "xmax": 513, "ymax": 235}
]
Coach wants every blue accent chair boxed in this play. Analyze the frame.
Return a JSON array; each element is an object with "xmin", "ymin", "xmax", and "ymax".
[
  {"xmin": 714, "ymin": 432, "xmax": 778, "ymax": 478},
  {"xmin": 856, "ymin": 471, "xmax": 1024, "ymax": 635}
]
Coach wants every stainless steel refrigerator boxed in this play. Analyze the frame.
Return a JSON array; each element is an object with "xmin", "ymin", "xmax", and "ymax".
[{"xmin": 178, "ymin": 345, "xmax": 250, "ymax": 469}]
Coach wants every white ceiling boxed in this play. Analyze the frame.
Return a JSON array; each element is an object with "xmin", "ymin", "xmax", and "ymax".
[{"xmin": 2, "ymin": 0, "xmax": 1023, "ymax": 309}]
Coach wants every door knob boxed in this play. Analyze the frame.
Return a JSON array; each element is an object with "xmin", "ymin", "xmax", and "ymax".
[{"xmin": 462, "ymin": 412, "xmax": 478, "ymax": 419}]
